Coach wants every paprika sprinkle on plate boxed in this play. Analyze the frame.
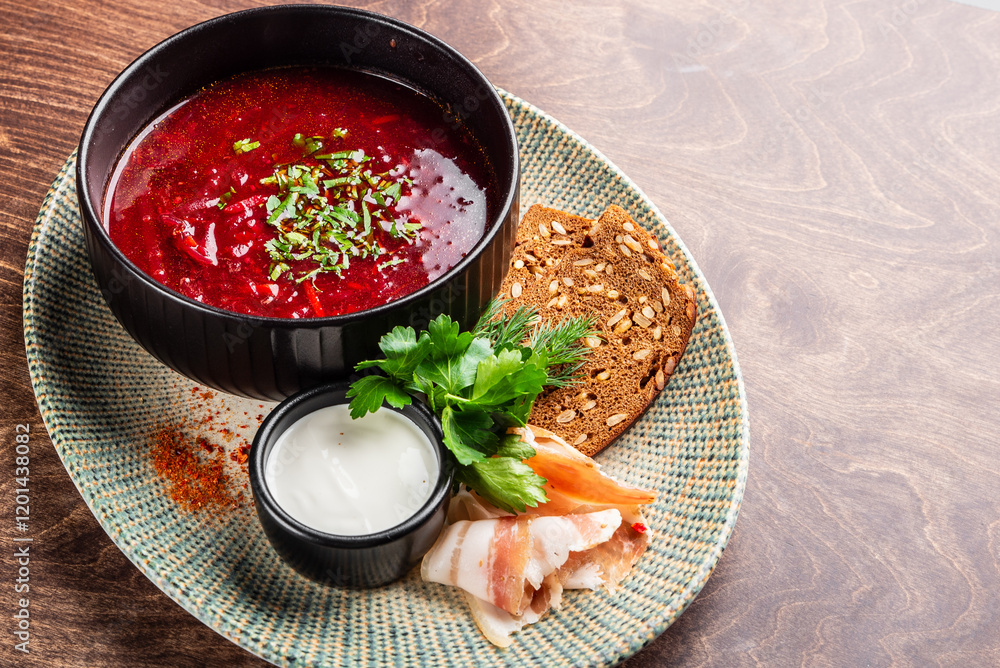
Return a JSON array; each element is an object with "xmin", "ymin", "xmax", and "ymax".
[{"xmin": 150, "ymin": 424, "xmax": 243, "ymax": 512}]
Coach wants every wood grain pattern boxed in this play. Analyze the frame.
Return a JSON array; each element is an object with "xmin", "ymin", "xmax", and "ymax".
[{"xmin": 2, "ymin": 0, "xmax": 999, "ymax": 665}]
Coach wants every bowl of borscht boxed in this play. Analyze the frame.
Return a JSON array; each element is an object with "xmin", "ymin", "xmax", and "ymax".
[{"xmin": 77, "ymin": 5, "xmax": 519, "ymax": 400}]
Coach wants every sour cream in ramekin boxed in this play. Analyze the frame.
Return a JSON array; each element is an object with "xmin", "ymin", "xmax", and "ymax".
[{"xmin": 264, "ymin": 404, "xmax": 439, "ymax": 536}]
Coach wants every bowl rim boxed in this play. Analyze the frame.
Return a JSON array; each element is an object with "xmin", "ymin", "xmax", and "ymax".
[
  {"xmin": 249, "ymin": 380, "xmax": 453, "ymax": 549},
  {"xmin": 76, "ymin": 3, "xmax": 519, "ymax": 326}
]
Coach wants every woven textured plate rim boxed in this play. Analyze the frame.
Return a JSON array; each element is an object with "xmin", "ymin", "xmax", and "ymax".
[{"xmin": 23, "ymin": 89, "xmax": 749, "ymax": 666}]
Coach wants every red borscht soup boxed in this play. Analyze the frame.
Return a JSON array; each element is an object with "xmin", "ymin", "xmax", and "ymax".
[{"xmin": 104, "ymin": 67, "xmax": 497, "ymax": 318}]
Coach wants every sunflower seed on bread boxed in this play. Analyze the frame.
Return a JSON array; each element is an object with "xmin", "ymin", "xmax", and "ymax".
[{"xmin": 498, "ymin": 204, "xmax": 697, "ymax": 456}]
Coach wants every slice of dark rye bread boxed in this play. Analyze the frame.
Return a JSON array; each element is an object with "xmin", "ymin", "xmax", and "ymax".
[{"xmin": 498, "ymin": 204, "xmax": 697, "ymax": 456}]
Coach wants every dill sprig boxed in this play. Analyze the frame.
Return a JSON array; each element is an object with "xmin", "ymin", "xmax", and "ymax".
[
  {"xmin": 472, "ymin": 300, "xmax": 539, "ymax": 349},
  {"xmin": 529, "ymin": 315, "xmax": 600, "ymax": 387},
  {"xmin": 473, "ymin": 298, "xmax": 599, "ymax": 388}
]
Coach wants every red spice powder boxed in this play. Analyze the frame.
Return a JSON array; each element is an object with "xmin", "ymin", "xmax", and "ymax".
[
  {"xmin": 150, "ymin": 424, "xmax": 242, "ymax": 512},
  {"xmin": 229, "ymin": 442, "xmax": 251, "ymax": 466}
]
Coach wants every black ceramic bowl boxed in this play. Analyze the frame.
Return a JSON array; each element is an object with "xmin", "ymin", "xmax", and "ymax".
[
  {"xmin": 77, "ymin": 5, "xmax": 519, "ymax": 400},
  {"xmin": 249, "ymin": 382, "xmax": 452, "ymax": 588}
]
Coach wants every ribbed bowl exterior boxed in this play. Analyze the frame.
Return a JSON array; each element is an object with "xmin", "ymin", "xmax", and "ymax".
[{"xmin": 77, "ymin": 6, "xmax": 519, "ymax": 400}]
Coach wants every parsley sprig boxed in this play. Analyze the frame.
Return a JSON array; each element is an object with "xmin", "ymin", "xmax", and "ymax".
[
  {"xmin": 346, "ymin": 301, "xmax": 598, "ymax": 513},
  {"xmin": 258, "ymin": 131, "xmax": 417, "ymax": 284}
]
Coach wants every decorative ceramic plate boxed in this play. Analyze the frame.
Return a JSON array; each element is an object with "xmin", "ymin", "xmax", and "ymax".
[{"xmin": 23, "ymin": 91, "xmax": 748, "ymax": 666}]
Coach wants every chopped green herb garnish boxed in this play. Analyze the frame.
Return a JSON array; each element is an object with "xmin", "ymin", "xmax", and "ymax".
[
  {"xmin": 216, "ymin": 187, "xmax": 235, "ymax": 209},
  {"xmin": 254, "ymin": 131, "xmax": 419, "ymax": 283},
  {"xmin": 378, "ymin": 257, "xmax": 406, "ymax": 270},
  {"xmin": 346, "ymin": 301, "xmax": 598, "ymax": 513},
  {"xmin": 232, "ymin": 138, "xmax": 260, "ymax": 154}
]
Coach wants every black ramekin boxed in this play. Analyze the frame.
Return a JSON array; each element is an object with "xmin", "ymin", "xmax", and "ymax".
[
  {"xmin": 249, "ymin": 381, "xmax": 452, "ymax": 588},
  {"xmin": 77, "ymin": 5, "xmax": 519, "ymax": 400}
]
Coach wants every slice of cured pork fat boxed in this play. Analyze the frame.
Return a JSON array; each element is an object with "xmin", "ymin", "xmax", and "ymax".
[{"xmin": 420, "ymin": 426, "xmax": 656, "ymax": 647}]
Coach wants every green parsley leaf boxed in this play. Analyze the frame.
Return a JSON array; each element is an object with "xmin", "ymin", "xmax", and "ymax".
[
  {"xmin": 345, "ymin": 374, "xmax": 412, "ymax": 419},
  {"xmin": 416, "ymin": 335, "xmax": 492, "ymax": 395},
  {"xmin": 454, "ymin": 457, "xmax": 548, "ymax": 514},
  {"xmin": 424, "ymin": 314, "xmax": 475, "ymax": 361},
  {"xmin": 495, "ymin": 433, "xmax": 536, "ymax": 460},
  {"xmin": 383, "ymin": 181, "xmax": 402, "ymax": 203},
  {"xmin": 284, "ymin": 231, "xmax": 309, "ymax": 246},
  {"xmin": 217, "ymin": 189, "xmax": 234, "ymax": 210},
  {"xmin": 471, "ymin": 348, "xmax": 547, "ymax": 408},
  {"xmin": 441, "ymin": 406, "xmax": 495, "ymax": 465},
  {"xmin": 372, "ymin": 326, "xmax": 432, "ymax": 381}
]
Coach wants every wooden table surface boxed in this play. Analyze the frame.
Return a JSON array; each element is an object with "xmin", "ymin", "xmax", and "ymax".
[{"xmin": 2, "ymin": 0, "xmax": 999, "ymax": 665}]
